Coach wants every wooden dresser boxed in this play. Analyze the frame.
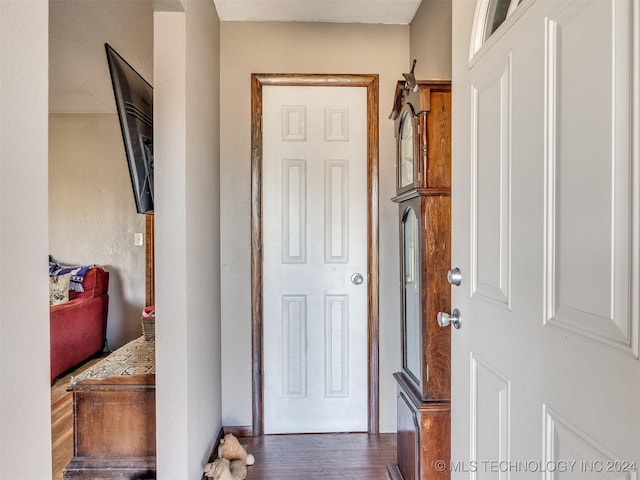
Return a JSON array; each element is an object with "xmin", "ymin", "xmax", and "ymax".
[
  {"xmin": 387, "ymin": 79, "xmax": 452, "ymax": 480},
  {"xmin": 63, "ymin": 337, "xmax": 156, "ymax": 479}
]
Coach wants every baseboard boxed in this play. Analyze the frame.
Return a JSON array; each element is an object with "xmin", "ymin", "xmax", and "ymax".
[
  {"xmin": 202, "ymin": 427, "xmax": 226, "ymax": 479},
  {"xmin": 387, "ymin": 463, "xmax": 404, "ymax": 480},
  {"xmin": 222, "ymin": 425, "xmax": 253, "ymax": 437},
  {"xmin": 204, "ymin": 425, "xmax": 252, "ymax": 466},
  {"xmin": 202, "ymin": 426, "xmax": 254, "ymax": 478},
  {"xmin": 205, "ymin": 427, "xmax": 226, "ymax": 464},
  {"xmin": 63, "ymin": 456, "xmax": 155, "ymax": 479}
]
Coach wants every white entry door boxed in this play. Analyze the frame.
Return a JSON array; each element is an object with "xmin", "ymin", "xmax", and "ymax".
[
  {"xmin": 262, "ymin": 85, "xmax": 368, "ymax": 434},
  {"xmin": 451, "ymin": 0, "xmax": 639, "ymax": 478}
]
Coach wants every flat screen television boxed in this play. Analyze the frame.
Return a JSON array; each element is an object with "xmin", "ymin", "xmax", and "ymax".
[{"xmin": 105, "ymin": 43, "xmax": 154, "ymax": 214}]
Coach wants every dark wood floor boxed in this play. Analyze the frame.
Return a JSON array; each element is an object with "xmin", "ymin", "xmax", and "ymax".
[
  {"xmin": 237, "ymin": 432, "xmax": 397, "ymax": 479},
  {"xmin": 53, "ymin": 360, "xmax": 396, "ymax": 479}
]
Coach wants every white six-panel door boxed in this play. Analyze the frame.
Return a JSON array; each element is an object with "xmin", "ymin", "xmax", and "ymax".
[
  {"xmin": 262, "ymin": 85, "xmax": 368, "ymax": 434},
  {"xmin": 451, "ymin": 0, "xmax": 639, "ymax": 478}
]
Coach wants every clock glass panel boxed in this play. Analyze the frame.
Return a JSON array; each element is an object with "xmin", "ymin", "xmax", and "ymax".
[{"xmin": 399, "ymin": 110, "xmax": 414, "ymax": 189}]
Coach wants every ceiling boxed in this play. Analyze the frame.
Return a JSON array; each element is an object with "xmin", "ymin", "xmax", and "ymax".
[
  {"xmin": 213, "ymin": 0, "xmax": 422, "ymax": 24},
  {"xmin": 49, "ymin": 0, "xmax": 422, "ymax": 114}
]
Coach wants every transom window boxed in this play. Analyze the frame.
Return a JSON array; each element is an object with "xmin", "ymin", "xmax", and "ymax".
[
  {"xmin": 471, "ymin": 0, "xmax": 525, "ymax": 57},
  {"xmin": 484, "ymin": 0, "xmax": 523, "ymax": 41}
]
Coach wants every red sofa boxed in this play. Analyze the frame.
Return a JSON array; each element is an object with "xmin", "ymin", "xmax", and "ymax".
[{"xmin": 50, "ymin": 267, "xmax": 109, "ymax": 381}]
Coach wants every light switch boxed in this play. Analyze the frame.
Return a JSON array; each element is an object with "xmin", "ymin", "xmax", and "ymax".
[{"xmin": 134, "ymin": 233, "xmax": 144, "ymax": 246}]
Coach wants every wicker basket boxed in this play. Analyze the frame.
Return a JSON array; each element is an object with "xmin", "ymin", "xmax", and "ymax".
[{"xmin": 141, "ymin": 306, "xmax": 155, "ymax": 341}]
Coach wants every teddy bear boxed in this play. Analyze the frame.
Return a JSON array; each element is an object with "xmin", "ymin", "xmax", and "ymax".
[
  {"xmin": 203, "ymin": 433, "xmax": 254, "ymax": 480},
  {"xmin": 203, "ymin": 458, "xmax": 246, "ymax": 480},
  {"xmin": 218, "ymin": 433, "xmax": 255, "ymax": 466}
]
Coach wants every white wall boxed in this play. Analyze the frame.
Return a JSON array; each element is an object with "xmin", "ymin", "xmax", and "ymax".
[
  {"xmin": 0, "ymin": 1, "xmax": 51, "ymax": 479},
  {"xmin": 219, "ymin": 21, "xmax": 408, "ymax": 433},
  {"xmin": 153, "ymin": 0, "xmax": 222, "ymax": 477},
  {"xmin": 49, "ymin": 113, "xmax": 146, "ymax": 349}
]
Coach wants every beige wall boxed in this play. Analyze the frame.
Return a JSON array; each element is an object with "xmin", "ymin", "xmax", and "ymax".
[
  {"xmin": 220, "ymin": 21, "xmax": 409, "ymax": 433},
  {"xmin": 49, "ymin": 113, "xmax": 146, "ymax": 349},
  {"xmin": 49, "ymin": 0, "xmax": 154, "ymax": 350},
  {"xmin": 410, "ymin": 0, "xmax": 452, "ymax": 80},
  {"xmin": 0, "ymin": 1, "xmax": 51, "ymax": 477},
  {"xmin": 154, "ymin": 0, "xmax": 222, "ymax": 477}
]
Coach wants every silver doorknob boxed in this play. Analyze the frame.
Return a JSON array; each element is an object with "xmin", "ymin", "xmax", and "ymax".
[
  {"xmin": 447, "ymin": 267, "xmax": 462, "ymax": 286},
  {"xmin": 351, "ymin": 273, "xmax": 364, "ymax": 285},
  {"xmin": 437, "ymin": 309, "xmax": 462, "ymax": 329}
]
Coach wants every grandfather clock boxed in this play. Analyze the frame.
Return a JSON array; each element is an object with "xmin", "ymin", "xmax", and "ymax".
[{"xmin": 387, "ymin": 78, "xmax": 452, "ymax": 480}]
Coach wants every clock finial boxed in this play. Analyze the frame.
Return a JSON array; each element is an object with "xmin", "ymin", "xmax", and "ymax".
[{"xmin": 402, "ymin": 59, "xmax": 418, "ymax": 92}]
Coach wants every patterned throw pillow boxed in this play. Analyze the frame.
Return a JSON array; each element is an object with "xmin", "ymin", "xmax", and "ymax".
[{"xmin": 49, "ymin": 273, "xmax": 72, "ymax": 306}]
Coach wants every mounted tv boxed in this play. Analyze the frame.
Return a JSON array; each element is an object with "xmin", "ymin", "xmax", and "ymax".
[{"xmin": 105, "ymin": 43, "xmax": 154, "ymax": 214}]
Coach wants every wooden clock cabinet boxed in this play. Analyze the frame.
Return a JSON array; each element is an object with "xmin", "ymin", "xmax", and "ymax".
[{"xmin": 387, "ymin": 79, "xmax": 452, "ymax": 480}]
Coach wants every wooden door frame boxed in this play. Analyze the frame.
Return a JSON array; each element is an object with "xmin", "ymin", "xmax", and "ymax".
[
  {"xmin": 251, "ymin": 73, "xmax": 380, "ymax": 436},
  {"xmin": 145, "ymin": 214, "xmax": 154, "ymax": 307}
]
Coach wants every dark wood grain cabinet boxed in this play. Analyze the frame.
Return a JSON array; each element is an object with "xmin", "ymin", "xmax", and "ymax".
[
  {"xmin": 62, "ymin": 337, "xmax": 156, "ymax": 479},
  {"xmin": 387, "ymin": 80, "xmax": 451, "ymax": 480},
  {"xmin": 63, "ymin": 374, "xmax": 156, "ymax": 479}
]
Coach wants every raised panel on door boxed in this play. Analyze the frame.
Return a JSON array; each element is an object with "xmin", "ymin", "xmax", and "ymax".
[
  {"xmin": 470, "ymin": 53, "xmax": 511, "ymax": 308},
  {"xmin": 282, "ymin": 159, "xmax": 307, "ymax": 264},
  {"xmin": 470, "ymin": 355, "xmax": 510, "ymax": 480},
  {"xmin": 543, "ymin": 406, "xmax": 638, "ymax": 480},
  {"xmin": 543, "ymin": 0, "xmax": 637, "ymax": 356}
]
